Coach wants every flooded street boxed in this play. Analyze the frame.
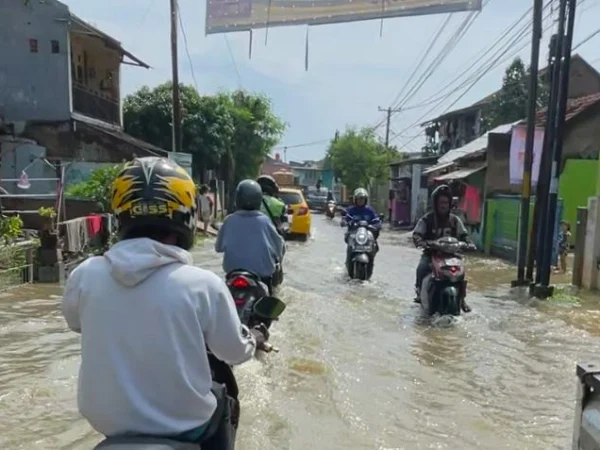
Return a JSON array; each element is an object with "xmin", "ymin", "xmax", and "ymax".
[{"xmin": 2, "ymin": 214, "xmax": 600, "ymax": 449}]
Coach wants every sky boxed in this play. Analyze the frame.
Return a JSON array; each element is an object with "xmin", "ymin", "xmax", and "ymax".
[{"xmin": 64, "ymin": 0, "xmax": 600, "ymax": 161}]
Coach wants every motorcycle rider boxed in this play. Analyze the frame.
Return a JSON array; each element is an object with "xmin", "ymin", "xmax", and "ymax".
[
  {"xmin": 342, "ymin": 188, "xmax": 382, "ymax": 265},
  {"xmin": 257, "ymin": 174, "xmax": 287, "ymax": 231},
  {"xmin": 216, "ymin": 179, "xmax": 285, "ymax": 294},
  {"xmin": 62, "ymin": 157, "xmax": 267, "ymax": 449},
  {"xmin": 412, "ymin": 184, "xmax": 475, "ymax": 312}
]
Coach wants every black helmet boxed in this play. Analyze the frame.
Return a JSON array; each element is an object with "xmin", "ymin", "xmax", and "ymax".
[
  {"xmin": 257, "ymin": 175, "xmax": 280, "ymax": 196},
  {"xmin": 431, "ymin": 184, "xmax": 452, "ymax": 210},
  {"xmin": 235, "ymin": 179, "xmax": 263, "ymax": 211},
  {"xmin": 111, "ymin": 157, "xmax": 198, "ymax": 250}
]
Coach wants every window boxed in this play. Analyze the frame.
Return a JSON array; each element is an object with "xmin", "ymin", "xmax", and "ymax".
[
  {"xmin": 279, "ymin": 192, "xmax": 303, "ymax": 205},
  {"xmin": 29, "ymin": 38, "xmax": 38, "ymax": 53},
  {"xmin": 51, "ymin": 40, "xmax": 59, "ymax": 53}
]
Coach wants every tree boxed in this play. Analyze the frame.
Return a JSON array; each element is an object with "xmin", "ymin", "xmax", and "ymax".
[
  {"xmin": 66, "ymin": 164, "xmax": 124, "ymax": 211},
  {"xmin": 123, "ymin": 84, "xmax": 286, "ymax": 206},
  {"xmin": 326, "ymin": 127, "xmax": 395, "ymax": 192},
  {"xmin": 484, "ymin": 57, "xmax": 549, "ymax": 129}
]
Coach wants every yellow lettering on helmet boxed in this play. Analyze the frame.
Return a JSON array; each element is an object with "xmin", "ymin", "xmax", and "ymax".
[{"xmin": 130, "ymin": 203, "xmax": 169, "ymax": 216}]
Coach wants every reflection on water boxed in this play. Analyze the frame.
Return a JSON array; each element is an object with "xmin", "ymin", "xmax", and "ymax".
[{"xmin": 1, "ymin": 219, "xmax": 599, "ymax": 449}]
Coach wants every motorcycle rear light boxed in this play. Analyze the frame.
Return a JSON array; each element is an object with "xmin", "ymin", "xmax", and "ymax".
[
  {"xmin": 449, "ymin": 266, "xmax": 459, "ymax": 274},
  {"xmin": 298, "ymin": 206, "xmax": 309, "ymax": 216},
  {"xmin": 230, "ymin": 276, "xmax": 250, "ymax": 289}
]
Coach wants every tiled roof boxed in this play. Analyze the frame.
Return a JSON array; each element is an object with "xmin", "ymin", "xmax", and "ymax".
[{"xmin": 535, "ymin": 92, "xmax": 600, "ymax": 126}]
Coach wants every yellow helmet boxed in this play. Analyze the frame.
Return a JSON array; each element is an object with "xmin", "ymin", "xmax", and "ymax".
[{"xmin": 111, "ymin": 157, "xmax": 198, "ymax": 250}]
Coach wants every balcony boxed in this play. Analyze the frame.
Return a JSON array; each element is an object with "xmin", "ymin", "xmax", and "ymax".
[{"xmin": 72, "ymin": 83, "xmax": 120, "ymax": 126}]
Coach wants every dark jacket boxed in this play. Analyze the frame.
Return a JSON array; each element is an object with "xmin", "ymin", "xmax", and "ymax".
[{"xmin": 412, "ymin": 212, "xmax": 471, "ymax": 248}]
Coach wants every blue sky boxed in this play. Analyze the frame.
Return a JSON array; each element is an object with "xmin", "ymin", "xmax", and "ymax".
[{"xmin": 64, "ymin": 0, "xmax": 600, "ymax": 161}]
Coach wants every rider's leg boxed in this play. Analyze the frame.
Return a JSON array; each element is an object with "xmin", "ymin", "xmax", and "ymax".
[
  {"xmin": 200, "ymin": 383, "xmax": 237, "ymax": 450},
  {"xmin": 415, "ymin": 254, "xmax": 432, "ymax": 299}
]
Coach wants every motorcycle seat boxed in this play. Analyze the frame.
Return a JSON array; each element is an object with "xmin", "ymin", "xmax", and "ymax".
[
  {"xmin": 226, "ymin": 269, "xmax": 261, "ymax": 281},
  {"xmin": 95, "ymin": 436, "xmax": 199, "ymax": 449}
]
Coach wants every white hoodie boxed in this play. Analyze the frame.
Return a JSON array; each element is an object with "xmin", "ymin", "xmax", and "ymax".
[{"xmin": 62, "ymin": 238, "xmax": 257, "ymax": 437}]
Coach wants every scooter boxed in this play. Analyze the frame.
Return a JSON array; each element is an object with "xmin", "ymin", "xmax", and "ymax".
[
  {"xmin": 93, "ymin": 295, "xmax": 286, "ymax": 450},
  {"xmin": 226, "ymin": 269, "xmax": 277, "ymax": 322},
  {"xmin": 342, "ymin": 215, "xmax": 379, "ymax": 281},
  {"xmin": 420, "ymin": 236, "xmax": 473, "ymax": 316},
  {"xmin": 325, "ymin": 201, "xmax": 336, "ymax": 219}
]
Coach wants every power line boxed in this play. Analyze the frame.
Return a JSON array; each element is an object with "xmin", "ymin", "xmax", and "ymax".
[
  {"xmin": 178, "ymin": 7, "xmax": 199, "ymax": 91},
  {"xmin": 272, "ymin": 139, "xmax": 331, "ymax": 150},
  {"xmin": 223, "ymin": 35, "xmax": 243, "ymax": 88},
  {"xmin": 572, "ymin": 26, "xmax": 600, "ymax": 50},
  {"xmin": 389, "ymin": 0, "xmax": 558, "ymax": 146}
]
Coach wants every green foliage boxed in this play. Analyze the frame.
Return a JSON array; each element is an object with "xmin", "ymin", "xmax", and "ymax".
[
  {"xmin": 326, "ymin": 127, "xmax": 396, "ymax": 192},
  {"xmin": 38, "ymin": 206, "xmax": 56, "ymax": 218},
  {"xmin": 484, "ymin": 57, "xmax": 550, "ymax": 129},
  {"xmin": 122, "ymin": 83, "xmax": 286, "ymax": 189},
  {"xmin": 66, "ymin": 164, "xmax": 124, "ymax": 210},
  {"xmin": 0, "ymin": 215, "xmax": 23, "ymax": 243}
]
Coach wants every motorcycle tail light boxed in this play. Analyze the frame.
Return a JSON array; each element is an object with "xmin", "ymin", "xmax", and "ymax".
[
  {"xmin": 230, "ymin": 276, "xmax": 250, "ymax": 289},
  {"xmin": 449, "ymin": 266, "xmax": 459, "ymax": 274},
  {"xmin": 298, "ymin": 206, "xmax": 309, "ymax": 216}
]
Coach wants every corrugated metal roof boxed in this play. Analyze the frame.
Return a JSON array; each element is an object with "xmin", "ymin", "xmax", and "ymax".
[
  {"xmin": 436, "ymin": 121, "xmax": 517, "ymax": 166},
  {"xmin": 434, "ymin": 164, "xmax": 487, "ymax": 181},
  {"xmin": 423, "ymin": 161, "xmax": 454, "ymax": 174}
]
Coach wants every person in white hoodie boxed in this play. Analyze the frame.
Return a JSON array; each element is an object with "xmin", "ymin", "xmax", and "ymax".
[{"xmin": 62, "ymin": 156, "xmax": 267, "ymax": 449}]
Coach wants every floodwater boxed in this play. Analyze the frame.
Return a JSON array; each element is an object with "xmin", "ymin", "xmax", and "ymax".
[{"xmin": 1, "ymin": 215, "xmax": 599, "ymax": 449}]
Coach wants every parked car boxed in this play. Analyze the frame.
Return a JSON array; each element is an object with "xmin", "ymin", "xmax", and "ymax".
[{"xmin": 279, "ymin": 188, "xmax": 311, "ymax": 241}]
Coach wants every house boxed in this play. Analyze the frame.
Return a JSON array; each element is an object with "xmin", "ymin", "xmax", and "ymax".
[
  {"xmin": 388, "ymin": 155, "xmax": 438, "ymax": 226},
  {"xmin": 261, "ymin": 153, "xmax": 291, "ymax": 177},
  {"xmin": 288, "ymin": 159, "xmax": 335, "ymax": 191},
  {"xmin": 0, "ymin": 0, "xmax": 166, "ymax": 195},
  {"xmin": 421, "ymin": 55, "xmax": 600, "ymax": 155}
]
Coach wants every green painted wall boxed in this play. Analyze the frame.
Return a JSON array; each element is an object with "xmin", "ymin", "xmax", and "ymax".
[{"xmin": 558, "ymin": 159, "xmax": 598, "ymax": 241}]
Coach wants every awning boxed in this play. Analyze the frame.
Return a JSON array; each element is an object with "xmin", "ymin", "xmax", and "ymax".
[
  {"xmin": 434, "ymin": 165, "xmax": 487, "ymax": 181},
  {"xmin": 423, "ymin": 161, "xmax": 454, "ymax": 174}
]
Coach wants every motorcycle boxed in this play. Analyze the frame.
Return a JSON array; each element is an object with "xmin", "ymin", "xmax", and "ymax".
[
  {"xmin": 225, "ymin": 269, "xmax": 276, "ymax": 321},
  {"xmin": 93, "ymin": 295, "xmax": 286, "ymax": 450},
  {"xmin": 420, "ymin": 236, "xmax": 473, "ymax": 316},
  {"xmin": 325, "ymin": 201, "xmax": 336, "ymax": 219},
  {"xmin": 342, "ymin": 215, "xmax": 379, "ymax": 281}
]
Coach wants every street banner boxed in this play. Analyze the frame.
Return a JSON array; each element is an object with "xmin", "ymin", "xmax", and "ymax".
[
  {"xmin": 509, "ymin": 124, "xmax": 545, "ymax": 186},
  {"xmin": 206, "ymin": 0, "xmax": 482, "ymax": 34}
]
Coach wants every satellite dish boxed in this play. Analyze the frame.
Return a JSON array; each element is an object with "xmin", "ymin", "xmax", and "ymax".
[{"xmin": 17, "ymin": 171, "xmax": 31, "ymax": 190}]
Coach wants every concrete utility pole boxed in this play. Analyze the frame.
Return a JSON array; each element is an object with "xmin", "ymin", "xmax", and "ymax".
[
  {"xmin": 378, "ymin": 106, "xmax": 402, "ymax": 148},
  {"xmin": 170, "ymin": 0, "xmax": 183, "ymax": 153}
]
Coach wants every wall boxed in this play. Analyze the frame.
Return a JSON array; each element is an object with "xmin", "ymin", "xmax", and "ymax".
[
  {"xmin": 558, "ymin": 159, "xmax": 599, "ymax": 242},
  {"xmin": 70, "ymin": 33, "xmax": 120, "ymax": 101},
  {"xmin": 64, "ymin": 161, "xmax": 113, "ymax": 189},
  {"xmin": 0, "ymin": 0, "xmax": 71, "ymax": 121},
  {"xmin": 582, "ymin": 196, "xmax": 600, "ymax": 290},
  {"xmin": 486, "ymin": 110, "xmax": 600, "ymax": 195},
  {"xmin": 484, "ymin": 195, "xmax": 562, "ymax": 264},
  {"xmin": 0, "ymin": 140, "xmax": 57, "ymax": 195},
  {"xmin": 411, "ymin": 164, "xmax": 427, "ymax": 224}
]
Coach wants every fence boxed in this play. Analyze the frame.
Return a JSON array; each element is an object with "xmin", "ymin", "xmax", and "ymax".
[
  {"xmin": 484, "ymin": 194, "xmax": 563, "ymax": 265},
  {"xmin": 0, "ymin": 240, "xmax": 37, "ymax": 291}
]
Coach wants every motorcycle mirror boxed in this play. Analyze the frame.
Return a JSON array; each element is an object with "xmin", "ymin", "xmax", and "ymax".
[{"xmin": 253, "ymin": 296, "xmax": 286, "ymax": 320}]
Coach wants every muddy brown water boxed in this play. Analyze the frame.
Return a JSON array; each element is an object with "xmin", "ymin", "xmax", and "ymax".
[{"xmin": 1, "ymin": 215, "xmax": 599, "ymax": 449}]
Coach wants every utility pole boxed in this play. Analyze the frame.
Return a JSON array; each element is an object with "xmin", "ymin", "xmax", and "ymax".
[
  {"xmin": 535, "ymin": 0, "xmax": 577, "ymax": 298},
  {"xmin": 378, "ymin": 106, "xmax": 401, "ymax": 148},
  {"xmin": 513, "ymin": 0, "xmax": 544, "ymax": 287},
  {"xmin": 170, "ymin": 0, "xmax": 183, "ymax": 154}
]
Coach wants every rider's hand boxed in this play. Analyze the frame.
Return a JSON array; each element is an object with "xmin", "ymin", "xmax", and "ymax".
[{"xmin": 250, "ymin": 324, "xmax": 269, "ymax": 346}]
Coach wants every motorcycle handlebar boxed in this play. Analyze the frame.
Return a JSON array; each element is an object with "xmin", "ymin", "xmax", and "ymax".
[{"xmin": 257, "ymin": 342, "xmax": 278, "ymax": 353}]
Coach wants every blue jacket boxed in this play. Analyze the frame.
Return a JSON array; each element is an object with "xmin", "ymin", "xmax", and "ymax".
[
  {"xmin": 343, "ymin": 205, "xmax": 381, "ymax": 228},
  {"xmin": 215, "ymin": 210, "xmax": 285, "ymax": 278}
]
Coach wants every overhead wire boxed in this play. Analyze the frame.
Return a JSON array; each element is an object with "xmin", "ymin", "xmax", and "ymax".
[
  {"xmin": 389, "ymin": 0, "xmax": 558, "ymax": 148},
  {"xmin": 572, "ymin": 26, "xmax": 600, "ymax": 50},
  {"xmin": 178, "ymin": 7, "xmax": 200, "ymax": 91}
]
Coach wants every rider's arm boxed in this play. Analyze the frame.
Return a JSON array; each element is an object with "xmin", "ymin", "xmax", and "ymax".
[
  {"xmin": 412, "ymin": 217, "xmax": 427, "ymax": 248},
  {"xmin": 214, "ymin": 216, "xmax": 229, "ymax": 253},
  {"xmin": 368, "ymin": 206, "xmax": 382, "ymax": 227},
  {"xmin": 62, "ymin": 261, "xmax": 85, "ymax": 333},
  {"xmin": 455, "ymin": 216, "xmax": 473, "ymax": 244},
  {"xmin": 263, "ymin": 216, "xmax": 285, "ymax": 260},
  {"xmin": 203, "ymin": 276, "xmax": 257, "ymax": 365}
]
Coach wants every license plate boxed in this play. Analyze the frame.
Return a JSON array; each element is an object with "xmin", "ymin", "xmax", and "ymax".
[{"xmin": 353, "ymin": 245, "xmax": 371, "ymax": 252}]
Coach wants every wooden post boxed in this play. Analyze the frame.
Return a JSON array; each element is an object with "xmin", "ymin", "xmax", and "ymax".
[{"xmin": 572, "ymin": 206, "xmax": 588, "ymax": 287}]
